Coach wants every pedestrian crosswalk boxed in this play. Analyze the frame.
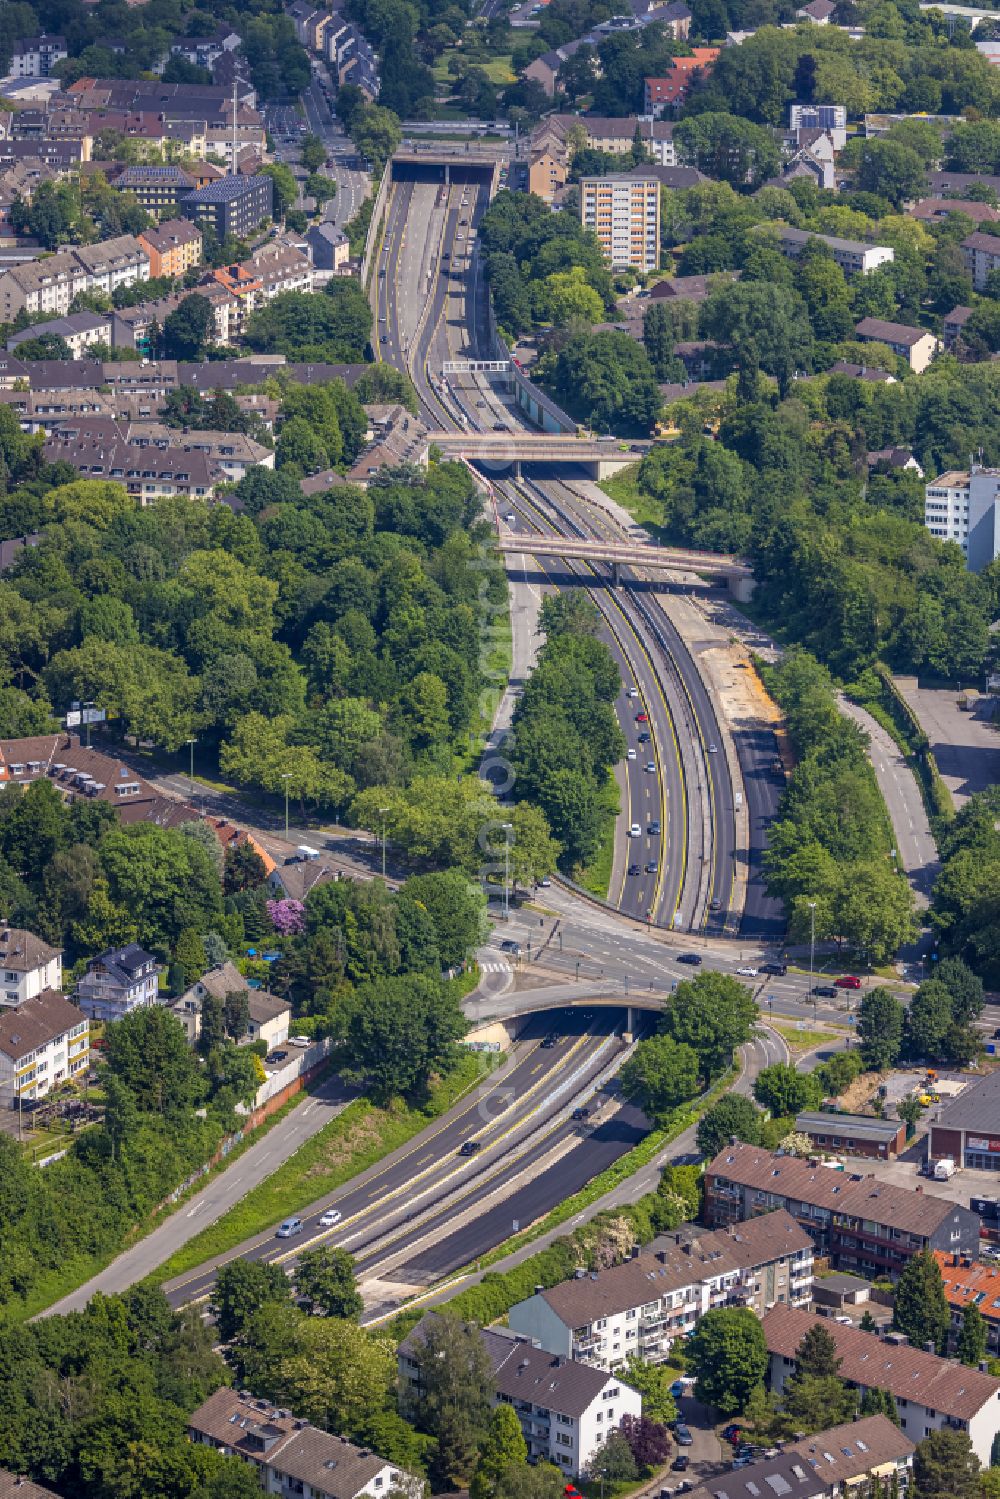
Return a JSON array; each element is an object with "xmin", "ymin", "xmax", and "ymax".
[{"xmin": 480, "ymin": 961, "xmax": 511, "ymax": 975}]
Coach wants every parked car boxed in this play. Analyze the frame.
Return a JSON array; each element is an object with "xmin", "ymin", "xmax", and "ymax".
[
  {"xmin": 500, "ymin": 939, "xmax": 521, "ymax": 956},
  {"xmin": 736, "ymin": 966, "xmax": 758, "ymax": 977},
  {"xmin": 762, "ymin": 962, "xmax": 787, "ymax": 976},
  {"xmin": 266, "ymin": 1050, "xmax": 288, "ymax": 1064},
  {"xmin": 276, "ymin": 1218, "xmax": 303, "ymax": 1238},
  {"xmin": 671, "ymin": 1456, "xmax": 689, "ymax": 1472},
  {"xmin": 674, "ymin": 1424, "xmax": 693, "ymax": 1446}
]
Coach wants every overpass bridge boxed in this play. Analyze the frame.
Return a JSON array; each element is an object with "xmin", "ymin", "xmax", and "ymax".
[
  {"xmin": 496, "ymin": 533, "xmax": 750, "ymax": 585},
  {"xmin": 430, "ymin": 431, "xmax": 649, "ymax": 477},
  {"xmin": 390, "ymin": 149, "xmax": 501, "ymax": 188}
]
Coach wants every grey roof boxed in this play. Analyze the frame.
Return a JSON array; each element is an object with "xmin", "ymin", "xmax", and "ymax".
[
  {"xmin": 795, "ymin": 1111, "xmax": 905, "ymax": 1144},
  {"xmin": 681, "ymin": 1416, "xmax": 913, "ymax": 1499},
  {"xmin": 0, "ymin": 1472, "xmax": 61, "ymax": 1499},
  {"xmin": 89, "ymin": 943, "xmax": 159, "ymax": 986},
  {"xmin": 183, "ymin": 174, "xmax": 270, "ymax": 203},
  {"xmin": 854, "ymin": 317, "xmax": 932, "ymax": 346},
  {"xmin": 775, "ymin": 225, "xmax": 889, "ymax": 256},
  {"xmin": 815, "ymin": 1271, "xmax": 872, "ymax": 1293},
  {"xmin": 934, "ymin": 1069, "xmax": 1000, "ymax": 1133},
  {"xmin": 0, "ymin": 989, "xmax": 83, "ymax": 1062},
  {"xmin": 0, "ymin": 928, "xmax": 60, "ymax": 973}
]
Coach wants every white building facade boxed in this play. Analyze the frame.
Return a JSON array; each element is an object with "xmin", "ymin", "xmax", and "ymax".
[{"xmin": 924, "ymin": 467, "xmax": 1000, "ymax": 571}]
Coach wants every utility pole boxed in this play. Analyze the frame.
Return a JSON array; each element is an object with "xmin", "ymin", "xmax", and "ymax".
[
  {"xmin": 282, "ymin": 772, "xmax": 293, "ymax": 840},
  {"xmin": 186, "ymin": 736, "xmax": 196, "ymax": 808},
  {"xmin": 808, "ymin": 900, "xmax": 816, "ymax": 1010}
]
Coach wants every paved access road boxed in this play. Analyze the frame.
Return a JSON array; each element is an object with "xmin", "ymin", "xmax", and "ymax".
[
  {"xmin": 300, "ymin": 68, "xmax": 370, "ymax": 233},
  {"xmin": 161, "ymin": 1010, "xmax": 642, "ymax": 1315},
  {"xmin": 39, "ymin": 1071, "xmax": 357, "ymax": 1317}
]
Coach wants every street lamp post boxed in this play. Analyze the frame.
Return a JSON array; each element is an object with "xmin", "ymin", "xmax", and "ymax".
[
  {"xmin": 281, "ymin": 772, "xmax": 293, "ymax": 840},
  {"xmin": 185, "ymin": 737, "xmax": 196, "ymax": 807},
  {"xmin": 378, "ymin": 807, "xmax": 389, "ymax": 880},
  {"xmin": 808, "ymin": 900, "xmax": 817, "ymax": 1009},
  {"xmin": 501, "ymin": 822, "xmax": 513, "ymax": 922}
]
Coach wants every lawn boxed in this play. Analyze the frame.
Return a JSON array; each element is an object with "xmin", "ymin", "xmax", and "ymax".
[
  {"xmin": 577, "ymin": 773, "xmax": 621, "ymax": 899},
  {"xmin": 772, "ymin": 1022, "xmax": 847, "ymax": 1053},
  {"xmin": 151, "ymin": 1048, "xmax": 496, "ymax": 1282},
  {"xmin": 600, "ymin": 463, "xmax": 665, "ymax": 535}
]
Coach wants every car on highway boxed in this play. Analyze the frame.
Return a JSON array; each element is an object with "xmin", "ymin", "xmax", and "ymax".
[
  {"xmin": 626, "ymin": 687, "xmax": 639, "ymax": 698},
  {"xmin": 459, "ymin": 1140, "xmax": 482, "ymax": 1157},
  {"xmin": 276, "ymin": 1217, "xmax": 304, "ymax": 1238},
  {"xmin": 835, "ymin": 975, "xmax": 862, "ymax": 989},
  {"xmin": 629, "ymin": 822, "xmax": 641, "ymax": 837},
  {"xmin": 645, "ymin": 860, "xmax": 659, "ymax": 874},
  {"xmin": 628, "ymin": 863, "xmax": 641, "ymax": 876},
  {"xmin": 627, "ymin": 748, "xmax": 636, "ymax": 760},
  {"xmin": 504, "ymin": 512, "xmax": 516, "ymax": 523},
  {"xmin": 645, "ymin": 760, "xmax": 656, "ymax": 773},
  {"xmin": 648, "ymin": 820, "xmax": 661, "ymax": 835},
  {"xmin": 637, "ymin": 731, "xmax": 651, "ymax": 744},
  {"xmin": 635, "ymin": 712, "xmax": 649, "ymax": 723},
  {"xmin": 319, "ymin": 1208, "xmax": 342, "ymax": 1227},
  {"xmin": 541, "ymin": 1035, "xmax": 557, "ymax": 1048},
  {"xmin": 736, "ymin": 966, "xmax": 758, "ymax": 977},
  {"xmin": 380, "ymin": 334, "xmax": 388, "ymax": 344},
  {"xmin": 708, "ymin": 743, "xmax": 718, "ymax": 753},
  {"xmin": 572, "ymin": 1107, "xmax": 590, "ymax": 1121},
  {"xmin": 813, "ymin": 983, "xmax": 837, "ymax": 998},
  {"xmin": 677, "ymin": 953, "xmax": 702, "ymax": 966}
]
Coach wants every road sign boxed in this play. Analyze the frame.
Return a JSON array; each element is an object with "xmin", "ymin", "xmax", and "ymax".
[{"xmin": 65, "ymin": 707, "xmax": 106, "ymax": 727}]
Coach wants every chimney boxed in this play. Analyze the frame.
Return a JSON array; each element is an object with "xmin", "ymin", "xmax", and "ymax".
[
  {"xmin": 630, "ymin": 1246, "xmax": 641, "ymax": 1260},
  {"xmin": 924, "ymin": 1340, "xmax": 936, "ymax": 1353},
  {"xmin": 915, "ymin": 1185, "xmax": 922, "ymax": 1195},
  {"xmin": 982, "ymin": 1362, "xmax": 991, "ymax": 1373}
]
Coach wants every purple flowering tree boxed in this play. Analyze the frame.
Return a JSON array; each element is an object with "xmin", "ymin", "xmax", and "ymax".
[{"xmin": 266, "ymin": 898, "xmax": 306, "ymax": 935}]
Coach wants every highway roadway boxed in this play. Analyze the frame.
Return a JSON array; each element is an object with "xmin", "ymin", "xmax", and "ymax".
[
  {"xmin": 162, "ymin": 1009, "xmax": 647, "ymax": 1313},
  {"xmin": 374, "ymin": 176, "xmax": 730, "ymax": 934}
]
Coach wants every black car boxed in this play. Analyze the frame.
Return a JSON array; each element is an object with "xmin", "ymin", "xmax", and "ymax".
[
  {"xmin": 628, "ymin": 863, "xmax": 641, "ymax": 876},
  {"xmin": 540, "ymin": 1035, "xmax": 557, "ymax": 1049},
  {"xmin": 709, "ymin": 897, "xmax": 722, "ymax": 912},
  {"xmin": 763, "ymin": 961, "xmax": 787, "ymax": 976},
  {"xmin": 459, "ymin": 1141, "xmax": 482, "ymax": 1157},
  {"xmin": 571, "ymin": 1107, "xmax": 590, "ymax": 1121},
  {"xmin": 380, "ymin": 334, "xmax": 388, "ymax": 343},
  {"xmin": 677, "ymin": 953, "xmax": 702, "ymax": 966},
  {"xmin": 813, "ymin": 983, "xmax": 837, "ymax": 998},
  {"xmin": 671, "ymin": 1456, "xmax": 690, "ymax": 1472},
  {"xmin": 637, "ymin": 731, "xmax": 651, "ymax": 743},
  {"xmin": 648, "ymin": 820, "xmax": 661, "ymax": 835}
]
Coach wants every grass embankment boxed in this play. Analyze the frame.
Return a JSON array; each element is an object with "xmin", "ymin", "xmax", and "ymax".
[
  {"xmin": 152, "ymin": 1049, "xmax": 496, "ymax": 1283},
  {"xmin": 772, "ymin": 1022, "xmax": 846, "ymax": 1053},
  {"xmin": 600, "ymin": 464, "xmax": 664, "ymax": 535}
]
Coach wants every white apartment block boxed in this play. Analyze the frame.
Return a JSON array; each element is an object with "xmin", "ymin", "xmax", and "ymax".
[
  {"xmin": 0, "ymin": 929, "xmax": 63, "ymax": 1009},
  {"xmin": 764, "ymin": 1305, "xmax": 1000, "ymax": 1467},
  {"xmin": 962, "ymin": 231, "xmax": 1000, "ymax": 292},
  {"xmin": 507, "ymin": 1211, "xmax": 814, "ymax": 1372},
  {"xmin": 0, "ymin": 236, "xmax": 150, "ymax": 322},
  {"xmin": 399, "ymin": 1316, "xmax": 641, "ymax": 1478},
  {"xmin": 772, "ymin": 226, "xmax": 893, "ymax": 276},
  {"xmin": 580, "ymin": 172, "xmax": 660, "ymax": 272},
  {"xmin": 0, "ymin": 988, "xmax": 89, "ymax": 1102},
  {"xmin": 10, "ymin": 35, "xmax": 68, "ymax": 77},
  {"xmin": 924, "ymin": 466, "xmax": 1000, "ymax": 571}
]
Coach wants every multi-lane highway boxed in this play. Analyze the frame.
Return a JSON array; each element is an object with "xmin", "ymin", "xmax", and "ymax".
[
  {"xmin": 372, "ymin": 168, "xmax": 771, "ymax": 938},
  {"xmin": 162, "ymin": 1009, "xmax": 645, "ymax": 1313}
]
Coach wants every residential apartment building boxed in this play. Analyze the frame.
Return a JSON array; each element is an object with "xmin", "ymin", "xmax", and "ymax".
[
  {"xmin": 307, "ymin": 222, "xmax": 350, "ymax": 274},
  {"xmin": 188, "ymin": 1387, "xmax": 422, "ymax": 1499},
  {"xmin": 42, "ymin": 435, "xmax": 222, "ymax": 502},
  {"xmin": 138, "ymin": 218, "xmax": 203, "ymax": 278},
  {"xmin": 924, "ymin": 466, "xmax": 1000, "ymax": 572},
  {"xmin": 0, "ymin": 1473, "xmax": 62, "ymax": 1499},
  {"xmin": 580, "ymin": 171, "xmax": 660, "ymax": 271},
  {"xmin": 113, "ymin": 165, "xmax": 197, "ymax": 216},
  {"xmin": 168, "ymin": 30, "xmax": 240, "ymax": 70},
  {"xmin": 0, "ymin": 988, "xmax": 89, "ymax": 1103},
  {"xmin": 0, "ymin": 929, "xmax": 63, "ymax": 1009},
  {"xmin": 643, "ymin": 50, "xmax": 719, "ymax": 115},
  {"xmin": 8, "ymin": 312, "xmax": 112, "ymax": 358},
  {"xmin": 46, "ymin": 415, "xmax": 273, "ymax": 480},
  {"xmin": 181, "ymin": 173, "xmax": 273, "ymax": 239},
  {"xmin": 241, "ymin": 239, "xmax": 315, "ymax": 301},
  {"xmin": 943, "ymin": 304, "xmax": 974, "ymax": 349},
  {"xmin": 507, "ymin": 1210, "xmax": 814, "ymax": 1370},
  {"xmin": 935, "ymin": 1251, "xmax": 1000, "ymax": 1354},
  {"xmin": 789, "ymin": 102, "xmax": 846, "ymax": 130},
  {"xmin": 854, "ymin": 316, "xmax": 938, "ymax": 372},
  {"xmin": 962, "ymin": 230, "xmax": 1000, "ymax": 292},
  {"xmin": 400, "ymin": 1315, "xmax": 641, "ymax": 1478},
  {"xmin": 10, "ymin": 36, "xmax": 68, "ymax": 78},
  {"xmin": 763, "ymin": 1305, "xmax": 1000, "ymax": 1465},
  {"xmin": 682, "ymin": 1416, "xmax": 914, "ymax": 1499},
  {"xmin": 705, "ymin": 1143, "xmax": 981, "ymax": 1277},
  {"xmin": 771, "ymin": 226, "xmax": 894, "ymax": 276},
  {"xmin": 75, "ymin": 944, "xmax": 163, "ymax": 1022},
  {"xmin": 0, "ymin": 235, "xmax": 149, "ymax": 322}
]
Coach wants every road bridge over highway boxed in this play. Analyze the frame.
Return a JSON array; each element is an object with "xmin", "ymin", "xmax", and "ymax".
[
  {"xmin": 430, "ymin": 431, "xmax": 648, "ymax": 477},
  {"xmin": 390, "ymin": 149, "xmax": 501, "ymax": 188},
  {"xmin": 496, "ymin": 533, "xmax": 750, "ymax": 586}
]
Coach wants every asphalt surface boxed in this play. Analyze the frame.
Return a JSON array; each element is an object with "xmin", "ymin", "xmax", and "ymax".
[
  {"xmin": 300, "ymin": 68, "xmax": 370, "ymax": 233},
  {"xmin": 161, "ymin": 1009, "xmax": 643, "ymax": 1313},
  {"xmin": 39, "ymin": 1071, "xmax": 357, "ymax": 1317},
  {"xmin": 838, "ymin": 694, "xmax": 939, "ymax": 911}
]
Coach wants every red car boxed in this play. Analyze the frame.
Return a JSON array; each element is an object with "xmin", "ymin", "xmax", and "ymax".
[
  {"xmin": 635, "ymin": 712, "xmax": 649, "ymax": 723},
  {"xmin": 722, "ymin": 1425, "xmax": 743, "ymax": 1445},
  {"xmin": 835, "ymin": 975, "xmax": 862, "ymax": 990},
  {"xmin": 564, "ymin": 1488, "xmax": 583, "ymax": 1499}
]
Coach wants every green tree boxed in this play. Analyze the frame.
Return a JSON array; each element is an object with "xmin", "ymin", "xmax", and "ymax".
[
  {"xmin": 860, "ymin": 1386, "xmax": 898, "ymax": 1421},
  {"xmin": 753, "ymin": 1063, "xmax": 823, "ymax": 1119},
  {"xmin": 408, "ymin": 1315, "xmax": 494, "ymax": 1487},
  {"xmin": 700, "ymin": 281, "xmax": 814, "ymax": 392},
  {"xmin": 470, "ymin": 1404, "xmax": 529, "ymax": 1499},
  {"xmin": 858, "ymin": 987, "xmax": 905, "ymax": 1070},
  {"xmin": 351, "ymin": 105, "xmax": 402, "ymax": 173},
  {"xmin": 856, "ymin": 139, "xmax": 928, "ymax": 207},
  {"xmin": 300, "ymin": 133, "xmax": 326, "ymax": 172},
  {"xmin": 859, "ymin": 1311, "xmax": 879, "ymax": 1336},
  {"xmin": 224, "ymin": 990, "xmax": 251, "ymax": 1042},
  {"xmin": 619, "ymin": 1033, "xmax": 701, "ymax": 1121},
  {"xmin": 103, "ymin": 1006, "xmax": 204, "ymax": 1119},
  {"xmin": 537, "ymin": 267, "xmax": 605, "ymax": 327},
  {"xmin": 261, "ymin": 161, "xmax": 299, "ymax": 220},
  {"xmin": 294, "ymin": 1247, "xmax": 363, "ymax": 1320},
  {"xmin": 341, "ymin": 974, "xmax": 465, "ymax": 1101},
  {"xmin": 688, "ymin": 1308, "xmax": 768, "ymax": 1416},
  {"xmin": 174, "ymin": 927, "xmax": 207, "ymax": 987},
  {"xmin": 958, "ymin": 1301, "xmax": 988, "ymax": 1367},
  {"xmin": 402, "ymin": 869, "xmax": 486, "ymax": 969},
  {"xmin": 912, "ymin": 1429, "xmax": 980, "ymax": 1499},
  {"xmin": 211, "ymin": 1258, "xmax": 291, "ymax": 1342},
  {"xmin": 643, "ymin": 300, "xmax": 683, "ymax": 381},
  {"xmin": 162, "ymin": 294, "xmax": 214, "ymax": 360},
  {"xmin": 587, "ymin": 1430, "xmax": 637, "ymax": 1484},
  {"xmin": 894, "ymin": 1250, "xmax": 950, "ymax": 1354},
  {"xmin": 696, "ymin": 1093, "xmax": 764, "ymax": 1158},
  {"xmin": 664, "ymin": 970, "xmax": 758, "ymax": 1080},
  {"xmin": 622, "ymin": 1357, "xmax": 678, "ymax": 1425},
  {"xmin": 675, "ymin": 112, "xmax": 781, "ymax": 189}
]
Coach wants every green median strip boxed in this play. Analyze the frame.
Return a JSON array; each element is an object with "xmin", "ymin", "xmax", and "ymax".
[{"xmin": 150, "ymin": 1049, "xmax": 496, "ymax": 1285}]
